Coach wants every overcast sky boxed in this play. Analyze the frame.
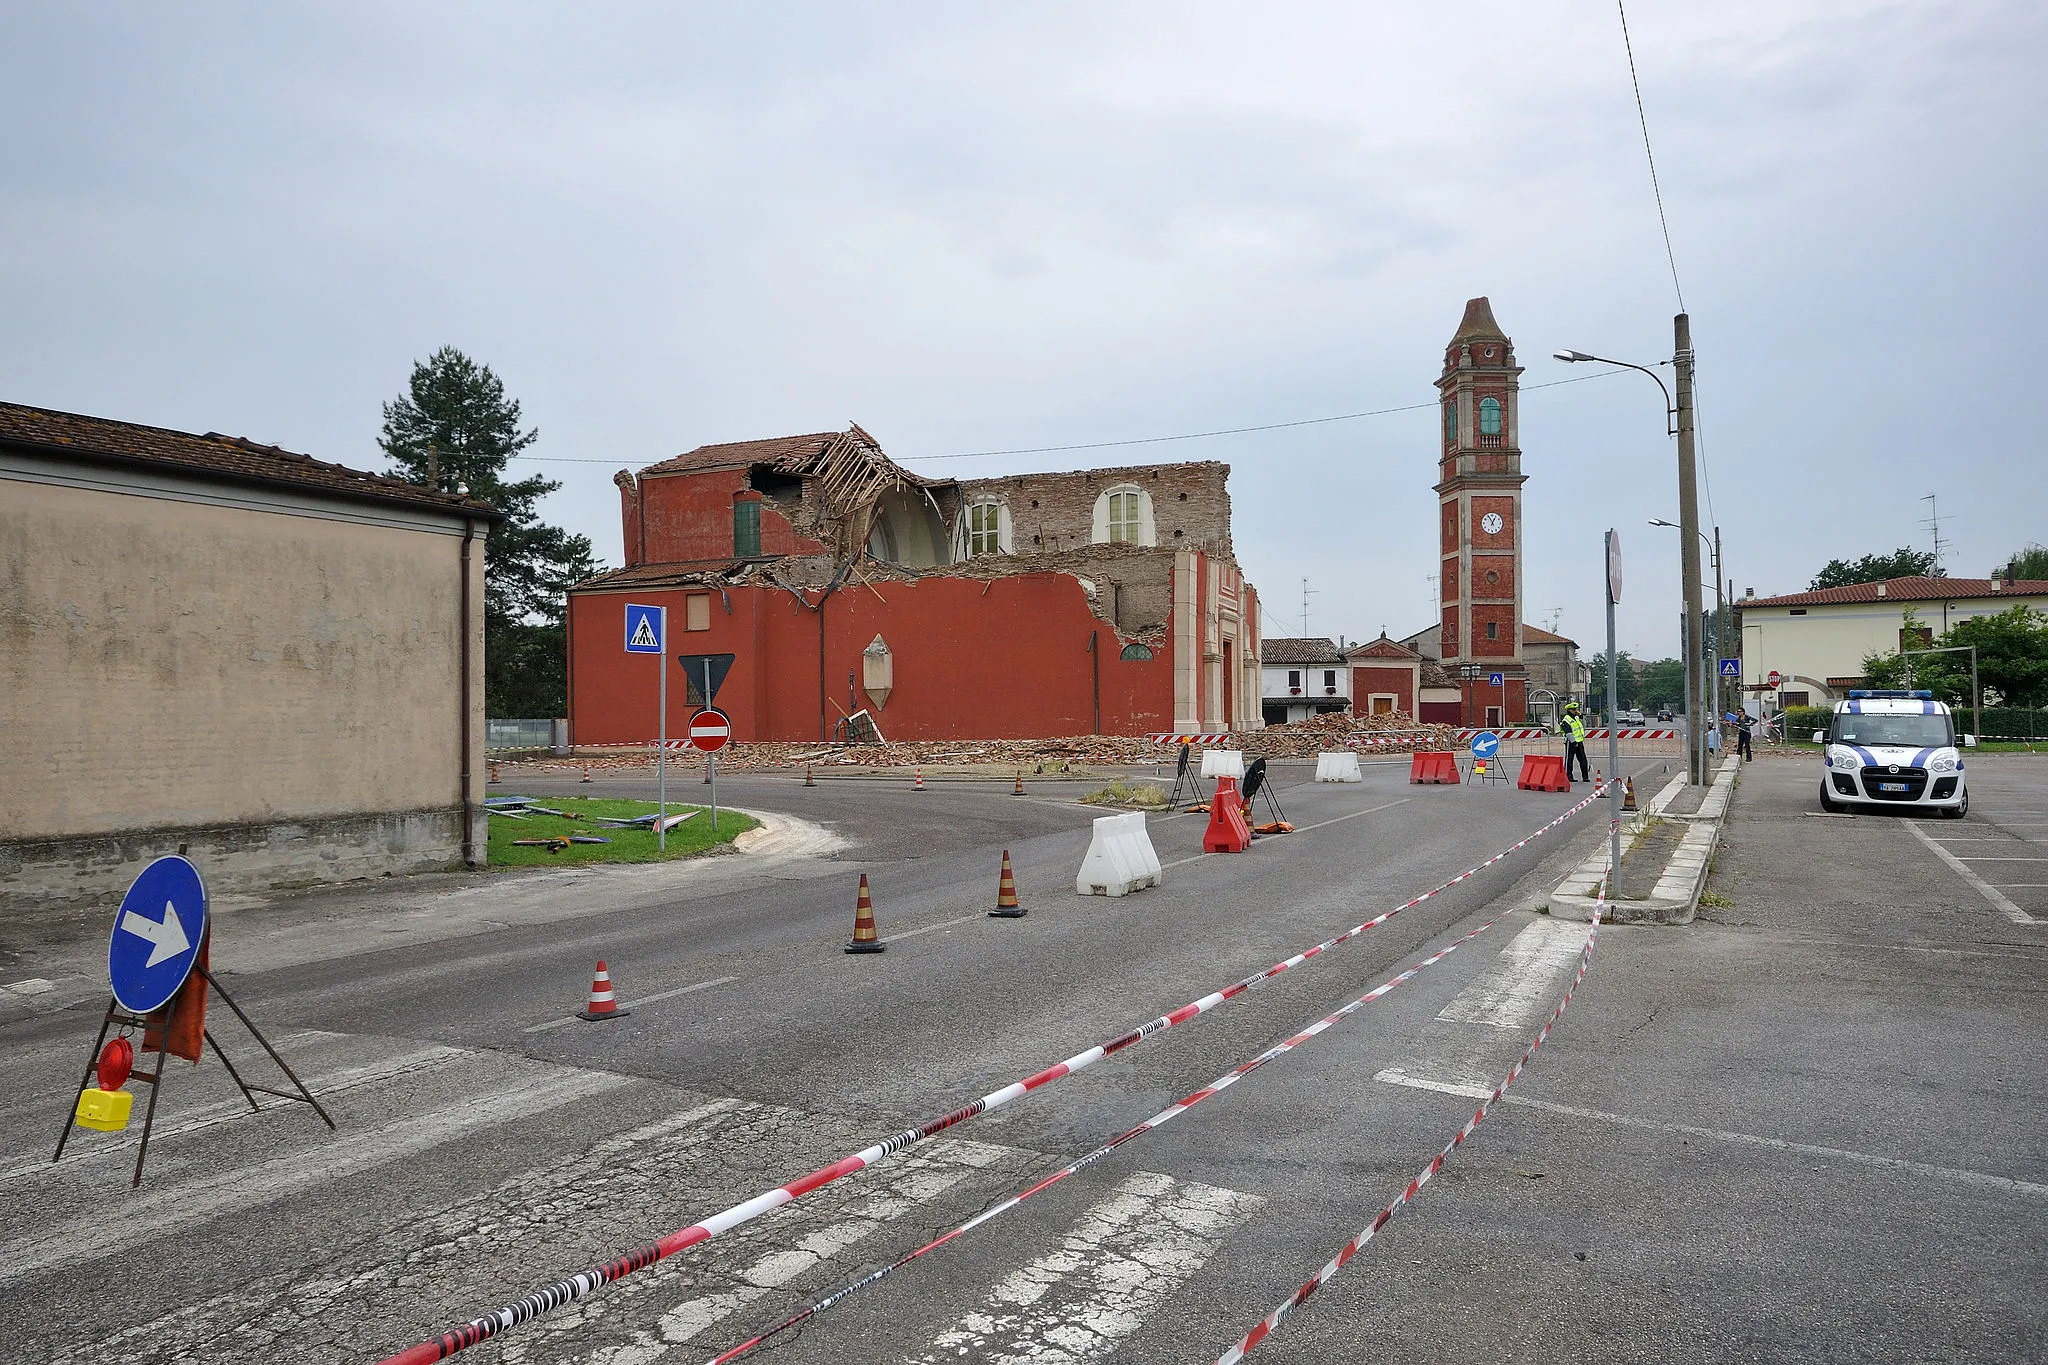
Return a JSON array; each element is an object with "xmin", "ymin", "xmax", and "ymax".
[{"xmin": 6, "ymin": 2, "xmax": 2043, "ymax": 660}]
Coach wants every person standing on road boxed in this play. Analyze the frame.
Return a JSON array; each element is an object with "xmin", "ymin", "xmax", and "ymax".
[
  {"xmin": 1561, "ymin": 701, "xmax": 1591, "ymax": 783},
  {"xmin": 1737, "ymin": 708, "xmax": 1755, "ymax": 761}
]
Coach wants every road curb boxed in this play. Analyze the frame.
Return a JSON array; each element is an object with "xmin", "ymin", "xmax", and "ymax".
[{"xmin": 1549, "ymin": 756, "xmax": 1740, "ymax": 925}]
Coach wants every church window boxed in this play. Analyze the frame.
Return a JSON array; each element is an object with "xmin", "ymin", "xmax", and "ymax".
[
  {"xmin": 1093, "ymin": 485, "xmax": 1155, "ymax": 545},
  {"xmin": 1478, "ymin": 397, "xmax": 1502, "ymax": 436},
  {"xmin": 965, "ymin": 499, "xmax": 1006, "ymax": 556},
  {"xmin": 1444, "ymin": 402, "xmax": 1457, "ymax": 444}
]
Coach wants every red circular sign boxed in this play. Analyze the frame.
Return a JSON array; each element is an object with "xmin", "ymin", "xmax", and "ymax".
[
  {"xmin": 1768, "ymin": 671, "xmax": 1782, "ymax": 687},
  {"xmin": 689, "ymin": 706, "xmax": 732, "ymax": 752}
]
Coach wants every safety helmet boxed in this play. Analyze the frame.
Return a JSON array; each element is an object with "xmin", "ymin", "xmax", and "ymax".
[{"xmin": 1564, "ymin": 701, "xmax": 1580, "ymax": 712}]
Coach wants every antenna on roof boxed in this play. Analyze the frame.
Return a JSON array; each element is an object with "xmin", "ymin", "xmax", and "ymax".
[
  {"xmin": 1300, "ymin": 577, "xmax": 1318, "ymax": 638},
  {"xmin": 1922, "ymin": 493, "xmax": 1948, "ymax": 572}
]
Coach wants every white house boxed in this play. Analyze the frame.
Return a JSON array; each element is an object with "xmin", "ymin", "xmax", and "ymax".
[
  {"xmin": 1735, "ymin": 574, "xmax": 2048, "ymax": 707},
  {"xmin": 1261, "ymin": 637, "xmax": 1348, "ymax": 726}
]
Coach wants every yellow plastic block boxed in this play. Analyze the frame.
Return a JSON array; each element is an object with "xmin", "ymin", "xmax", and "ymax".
[{"xmin": 74, "ymin": 1087, "xmax": 133, "ymax": 1132}]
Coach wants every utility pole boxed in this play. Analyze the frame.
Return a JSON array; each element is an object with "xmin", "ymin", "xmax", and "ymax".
[{"xmin": 1675, "ymin": 314, "xmax": 1704, "ymax": 785}]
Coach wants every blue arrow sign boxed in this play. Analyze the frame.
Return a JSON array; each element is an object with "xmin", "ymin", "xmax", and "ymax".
[
  {"xmin": 1719, "ymin": 657, "xmax": 1742, "ymax": 677},
  {"xmin": 624, "ymin": 603, "xmax": 664, "ymax": 654},
  {"xmin": 109, "ymin": 856, "xmax": 208, "ymax": 1015},
  {"xmin": 1488, "ymin": 671, "xmax": 1504, "ymax": 688},
  {"xmin": 1470, "ymin": 730, "xmax": 1502, "ymax": 759}
]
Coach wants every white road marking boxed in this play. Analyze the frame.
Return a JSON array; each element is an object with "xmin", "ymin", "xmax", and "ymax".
[
  {"xmin": 526, "ymin": 976, "xmax": 739, "ymax": 1033},
  {"xmin": 1905, "ymin": 821, "xmax": 2039, "ymax": 924},
  {"xmin": 0, "ymin": 1065, "xmax": 633, "ymax": 1284},
  {"xmin": 1503, "ymin": 1095, "xmax": 2048, "ymax": 1197},
  {"xmin": 910, "ymin": 1171, "xmax": 1263, "ymax": 1364},
  {"xmin": 1435, "ymin": 919, "xmax": 1588, "ymax": 1029},
  {"xmin": 883, "ymin": 914, "xmax": 983, "ymax": 943},
  {"xmin": 1159, "ymin": 798, "xmax": 1410, "ymax": 869},
  {"xmin": 1955, "ymin": 857, "xmax": 2048, "ymax": 861},
  {"xmin": 1373, "ymin": 1067, "xmax": 1492, "ymax": 1100}
]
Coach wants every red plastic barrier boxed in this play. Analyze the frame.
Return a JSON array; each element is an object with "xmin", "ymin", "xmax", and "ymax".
[
  {"xmin": 1517, "ymin": 754, "xmax": 1571, "ymax": 792},
  {"xmin": 1203, "ymin": 777, "xmax": 1253, "ymax": 852},
  {"xmin": 1409, "ymin": 751, "xmax": 1460, "ymax": 784}
]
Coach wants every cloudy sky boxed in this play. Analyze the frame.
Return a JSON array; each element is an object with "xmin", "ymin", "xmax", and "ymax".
[{"xmin": 6, "ymin": 2, "xmax": 2043, "ymax": 660}]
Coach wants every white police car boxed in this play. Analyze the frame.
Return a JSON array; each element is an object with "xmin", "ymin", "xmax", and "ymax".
[{"xmin": 1816, "ymin": 690, "xmax": 1975, "ymax": 817}]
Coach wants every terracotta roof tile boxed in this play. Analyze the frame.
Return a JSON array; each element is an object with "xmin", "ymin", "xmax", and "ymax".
[
  {"xmin": 0, "ymin": 400, "xmax": 498, "ymax": 519},
  {"xmin": 1261, "ymin": 636, "xmax": 1343, "ymax": 665},
  {"xmin": 1347, "ymin": 634, "xmax": 1422, "ymax": 661},
  {"xmin": 1521, "ymin": 624, "xmax": 1578, "ymax": 646},
  {"xmin": 1743, "ymin": 576, "xmax": 2048, "ymax": 608},
  {"xmin": 637, "ymin": 431, "xmax": 843, "ymax": 477}
]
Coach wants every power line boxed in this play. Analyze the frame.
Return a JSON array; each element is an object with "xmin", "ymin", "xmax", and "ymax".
[
  {"xmin": 511, "ymin": 370, "xmax": 1624, "ymax": 465},
  {"xmin": 1617, "ymin": 0, "xmax": 1686, "ymax": 313}
]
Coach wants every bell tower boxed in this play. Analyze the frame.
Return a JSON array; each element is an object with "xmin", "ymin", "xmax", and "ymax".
[{"xmin": 1434, "ymin": 297, "xmax": 1528, "ymax": 725}]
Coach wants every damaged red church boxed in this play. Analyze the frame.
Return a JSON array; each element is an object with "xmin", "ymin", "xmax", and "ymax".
[{"xmin": 566, "ymin": 424, "xmax": 1263, "ymax": 743}]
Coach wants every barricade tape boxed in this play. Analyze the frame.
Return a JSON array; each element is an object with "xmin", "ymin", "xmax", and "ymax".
[
  {"xmin": 1149, "ymin": 732, "xmax": 1234, "ymax": 745},
  {"xmin": 703, "ymin": 913, "xmax": 1515, "ymax": 1364},
  {"xmin": 1213, "ymin": 873, "xmax": 1606, "ymax": 1364},
  {"xmin": 375, "ymin": 784, "xmax": 1607, "ymax": 1364}
]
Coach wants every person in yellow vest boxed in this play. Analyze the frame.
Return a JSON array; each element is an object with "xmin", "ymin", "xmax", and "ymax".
[{"xmin": 1561, "ymin": 701, "xmax": 1591, "ymax": 783}]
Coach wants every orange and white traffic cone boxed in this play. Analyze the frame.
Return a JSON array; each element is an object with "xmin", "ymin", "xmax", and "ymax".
[
  {"xmin": 846, "ymin": 874, "xmax": 886, "ymax": 953},
  {"xmin": 577, "ymin": 960, "xmax": 629, "ymax": 1020},
  {"xmin": 1012, "ymin": 771, "xmax": 1025, "ymax": 796},
  {"xmin": 805, "ymin": 766, "xmax": 817, "ymax": 788},
  {"xmin": 580, "ymin": 763, "xmax": 593, "ymax": 783},
  {"xmin": 1623, "ymin": 775, "xmax": 1638, "ymax": 812},
  {"xmin": 488, "ymin": 760, "xmax": 500, "ymax": 784},
  {"xmin": 913, "ymin": 768, "xmax": 926, "ymax": 791},
  {"xmin": 989, "ymin": 850, "xmax": 1025, "ymax": 918}
]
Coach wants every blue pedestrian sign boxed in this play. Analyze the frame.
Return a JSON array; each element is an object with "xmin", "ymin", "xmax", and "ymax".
[
  {"xmin": 1719, "ymin": 657, "xmax": 1741, "ymax": 678},
  {"xmin": 109, "ymin": 856, "xmax": 208, "ymax": 1015},
  {"xmin": 624, "ymin": 603, "xmax": 665, "ymax": 654},
  {"xmin": 1488, "ymin": 671, "xmax": 1504, "ymax": 687},
  {"xmin": 1470, "ymin": 730, "xmax": 1502, "ymax": 760}
]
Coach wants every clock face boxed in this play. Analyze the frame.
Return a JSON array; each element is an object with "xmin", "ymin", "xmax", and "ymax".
[{"xmin": 1481, "ymin": 512, "xmax": 1504, "ymax": 535}]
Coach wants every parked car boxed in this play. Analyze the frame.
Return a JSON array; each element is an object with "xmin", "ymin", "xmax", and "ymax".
[
  {"xmin": 1618, "ymin": 709, "xmax": 1648, "ymax": 727},
  {"xmin": 1657, "ymin": 708, "xmax": 1674, "ymax": 721}
]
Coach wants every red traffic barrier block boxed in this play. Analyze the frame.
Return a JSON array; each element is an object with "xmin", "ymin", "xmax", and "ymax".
[
  {"xmin": 1203, "ymin": 776, "xmax": 1253, "ymax": 852},
  {"xmin": 1409, "ymin": 751, "xmax": 1460, "ymax": 784},
  {"xmin": 1517, "ymin": 754, "xmax": 1571, "ymax": 792}
]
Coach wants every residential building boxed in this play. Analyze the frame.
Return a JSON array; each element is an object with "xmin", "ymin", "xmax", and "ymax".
[
  {"xmin": 1735, "ymin": 575, "xmax": 2048, "ymax": 706},
  {"xmin": 1261, "ymin": 638, "xmax": 1347, "ymax": 725},
  {"xmin": 1521, "ymin": 624, "xmax": 1583, "ymax": 721},
  {"xmin": 571, "ymin": 428, "xmax": 1262, "ymax": 741},
  {"xmin": 2, "ymin": 401, "xmax": 497, "ymax": 912}
]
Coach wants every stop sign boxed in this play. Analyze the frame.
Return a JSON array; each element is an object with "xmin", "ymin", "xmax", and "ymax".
[
  {"xmin": 689, "ymin": 707, "xmax": 732, "ymax": 753},
  {"xmin": 1768, "ymin": 670, "xmax": 1782, "ymax": 687}
]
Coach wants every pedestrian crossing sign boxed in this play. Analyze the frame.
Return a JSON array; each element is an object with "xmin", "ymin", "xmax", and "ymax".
[{"xmin": 625, "ymin": 603, "xmax": 664, "ymax": 654}]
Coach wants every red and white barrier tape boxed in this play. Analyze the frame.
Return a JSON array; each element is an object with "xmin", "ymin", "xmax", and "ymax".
[
  {"xmin": 376, "ymin": 786, "xmax": 1607, "ymax": 1364},
  {"xmin": 704, "ymin": 913, "xmax": 1514, "ymax": 1363},
  {"xmin": 1149, "ymin": 732, "xmax": 1234, "ymax": 745},
  {"xmin": 1213, "ymin": 873, "xmax": 1607, "ymax": 1364}
]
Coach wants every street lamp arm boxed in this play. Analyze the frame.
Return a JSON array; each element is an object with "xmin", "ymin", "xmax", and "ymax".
[{"xmin": 1555, "ymin": 351, "xmax": 1675, "ymax": 435}]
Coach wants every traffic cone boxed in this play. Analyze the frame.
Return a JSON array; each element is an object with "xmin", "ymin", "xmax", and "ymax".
[
  {"xmin": 488, "ymin": 760, "xmax": 500, "ymax": 784},
  {"xmin": 579, "ymin": 763, "xmax": 593, "ymax": 783},
  {"xmin": 1623, "ymin": 775, "xmax": 1638, "ymax": 812},
  {"xmin": 1012, "ymin": 771, "xmax": 1025, "ymax": 796},
  {"xmin": 913, "ymin": 768, "xmax": 926, "ymax": 791},
  {"xmin": 989, "ymin": 850, "xmax": 1025, "ymax": 918},
  {"xmin": 846, "ymin": 874, "xmax": 885, "ymax": 953},
  {"xmin": 805, "ymin": 766, "xmax": 817, "ymax": 787},
  {"xmin": 577, "ymin": 960, "xmax": 629, "ymax": 1020}
]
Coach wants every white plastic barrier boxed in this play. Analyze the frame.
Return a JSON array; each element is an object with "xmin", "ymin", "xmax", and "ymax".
[
  {"xmin": 1314, "ymin": 751, "xmax": 1363, "ymax": 783},
  {"xmin": 1200, "ymin": 749, "xmax": 1245, "ymax": 780},
  {"xmin": 1075, "ymin": 811, "xmax": 1163, "ymax": 897}
]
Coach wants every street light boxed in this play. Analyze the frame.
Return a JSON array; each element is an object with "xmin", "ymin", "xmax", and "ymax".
[
  {"xmin": 1651, "ymin": 518, "xmax": 1727, "ymax": 742},
  {"xmin": 1555, "ymin": 321, "xmax": 1705, "ymax": 784}
]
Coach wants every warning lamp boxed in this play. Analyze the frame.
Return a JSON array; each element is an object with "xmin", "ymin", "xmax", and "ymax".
[{"xmin": 74, "ymin": 1037, "xmax": 137, "ymax": 1133}]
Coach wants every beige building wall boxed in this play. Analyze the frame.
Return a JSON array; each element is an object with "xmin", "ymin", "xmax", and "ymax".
[
  {"xmin": 1739, "ymin": 594, "xmax": 2048, "ymax": 700},
  {"xmin": 2, "ymin": 467, "xmax": 487, "ymax": 907}
]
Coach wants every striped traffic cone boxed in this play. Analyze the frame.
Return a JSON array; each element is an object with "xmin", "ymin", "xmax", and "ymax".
[
  {"xmin": 805, "ymin": 766, "xmax": 817, "ymax": 787},
  {"xmin": 577, "ymin": 961, "xmax": 629, "ymax": 1020},
  {"xmin": 913, "ymin": 768, "xmax": 926, "ymax": 791},
  {"xmin": 1623, "ymin": 775, "xmax": 1638, "ymax": 812},
  {"xmin": 1012, "ymin": 771, "xmax": 1025, "ymax": 796},
  {"xmin": 989, "ymin": 850, "xmax": 1025, "ymax": 918},
  {"xmin": 580, "ymin": 763, "xmax": 593, "ymax": 783},
  {"xmin": 845, "ymin": 874, "xmax": 885, "ymax": 953}
]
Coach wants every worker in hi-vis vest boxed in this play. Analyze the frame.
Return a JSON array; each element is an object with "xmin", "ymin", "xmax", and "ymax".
[{"xmin": 1561, "ymin": 700, "xmax": 1591, "ymax": 783}]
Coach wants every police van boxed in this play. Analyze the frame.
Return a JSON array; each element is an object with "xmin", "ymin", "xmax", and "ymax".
[{"xmin": 1815, "ymin": 690, "xmax": 1975, "ymax": 817}]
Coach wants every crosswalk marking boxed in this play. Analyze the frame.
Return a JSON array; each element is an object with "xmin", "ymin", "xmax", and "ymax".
[
  {"xmin": 1435, "ymin": 919, "xmax": 1587, "ymax": 1029},
  {"xmin": 911, "ymin": 1171, "xmax": 1264, "ymax": 1364}
]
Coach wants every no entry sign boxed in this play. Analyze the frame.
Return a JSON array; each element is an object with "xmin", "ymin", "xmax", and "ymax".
[{"xmin": 689, "ymin": 707, "xmax": 732, "ymax": 752}]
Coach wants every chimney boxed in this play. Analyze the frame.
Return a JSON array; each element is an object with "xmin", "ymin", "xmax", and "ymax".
[
  {"xmin": 1876, "ymin": 583, "xmax": 1888, "ymax": 598},
  {"xmin": 1744, "ymin": 587, "xmax": 1754, "ymax": 599}
]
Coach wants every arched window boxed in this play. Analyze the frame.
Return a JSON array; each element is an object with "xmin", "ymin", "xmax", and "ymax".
[
  {"xmin": 1478, "ymin": 397, "xmax": 1502, "ymax": 436},
  {"xmin": 1091, "ymin": 485, "xmax": 1155, "ymax": 546},
  {"xmin": 1444, "ymin": 402, "xmax": 1457, "ymax": 444},
  {"xmin": 964, "ymin": 499, "xmax": 1009, "ymax": 556}
]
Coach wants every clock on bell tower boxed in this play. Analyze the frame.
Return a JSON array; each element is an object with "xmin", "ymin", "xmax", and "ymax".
[{"xmin": 1434, "ymin": 296, "xmax": 1529, "ymax": 724}]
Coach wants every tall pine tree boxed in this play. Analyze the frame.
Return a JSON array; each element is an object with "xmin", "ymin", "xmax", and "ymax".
[{"xmin": 380, "ymin": 347, "xmax": 598, "ymax": 717}]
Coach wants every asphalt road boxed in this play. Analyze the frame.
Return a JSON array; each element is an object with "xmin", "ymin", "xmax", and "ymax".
[{"xmin": 2, "ymin": 753, "xmax": 2040, "ymax": 1364}]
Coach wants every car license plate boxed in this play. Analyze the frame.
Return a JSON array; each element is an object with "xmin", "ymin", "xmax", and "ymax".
[{"xmin": 1877, "ymin": 782, "xmax": 1907, "ymax": 792}]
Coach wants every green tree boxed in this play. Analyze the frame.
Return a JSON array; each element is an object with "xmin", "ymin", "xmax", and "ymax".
[
  {"xmin": 1636, "ymin": 657, "xmax": 1686, "ymax": 709},
  {"xmin": 380, "ymin": 347, "xmax": 598, "ymax": 717},
  {"xmin": 1586, "ymin": 651, "xmax": 1638, "ymax": 714},
  {"xmin": 1997, "ymin": 544, "xmax": 2048, "ymax": 580},
  {"xmin": 1860, "ymin": 605, "xmax": 2048, "ymax": 709},
  {"xmin": 1809, "ymin": 547, "xmax": 1943, "ymax": 590}
]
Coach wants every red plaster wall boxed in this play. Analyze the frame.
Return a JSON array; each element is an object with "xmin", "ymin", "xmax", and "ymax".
[
  {"xmin": 1470, "ymin": 553, "xmax": 1515, "ymax": 600},
  {"xmin": 1471, "ymin": 496, "xmax": 1515, "ymax": 549},
  {"xmin": 1351, "ymin": 665, "xmax": 1414, "ymax": 715},
  {"xmin": 639, "ymin": 469, "xmax": 748, "ymax": 562},
  {"xmin": 1469, "ymin": 604, "xmax": 1517, "ymax": 657},
  {"xmin": 569, "ymin": 574, "xmax": 1175, "ymax": 743}
]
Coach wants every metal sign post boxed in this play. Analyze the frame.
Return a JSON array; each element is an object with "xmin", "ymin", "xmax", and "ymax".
[
  {"xmin": 1605, "ymin": 531, "xmax": 1624, "ymax": 887},
  {"xmin": 689, "ymin": 704, "xmax": 732, "ymax": 832}
]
